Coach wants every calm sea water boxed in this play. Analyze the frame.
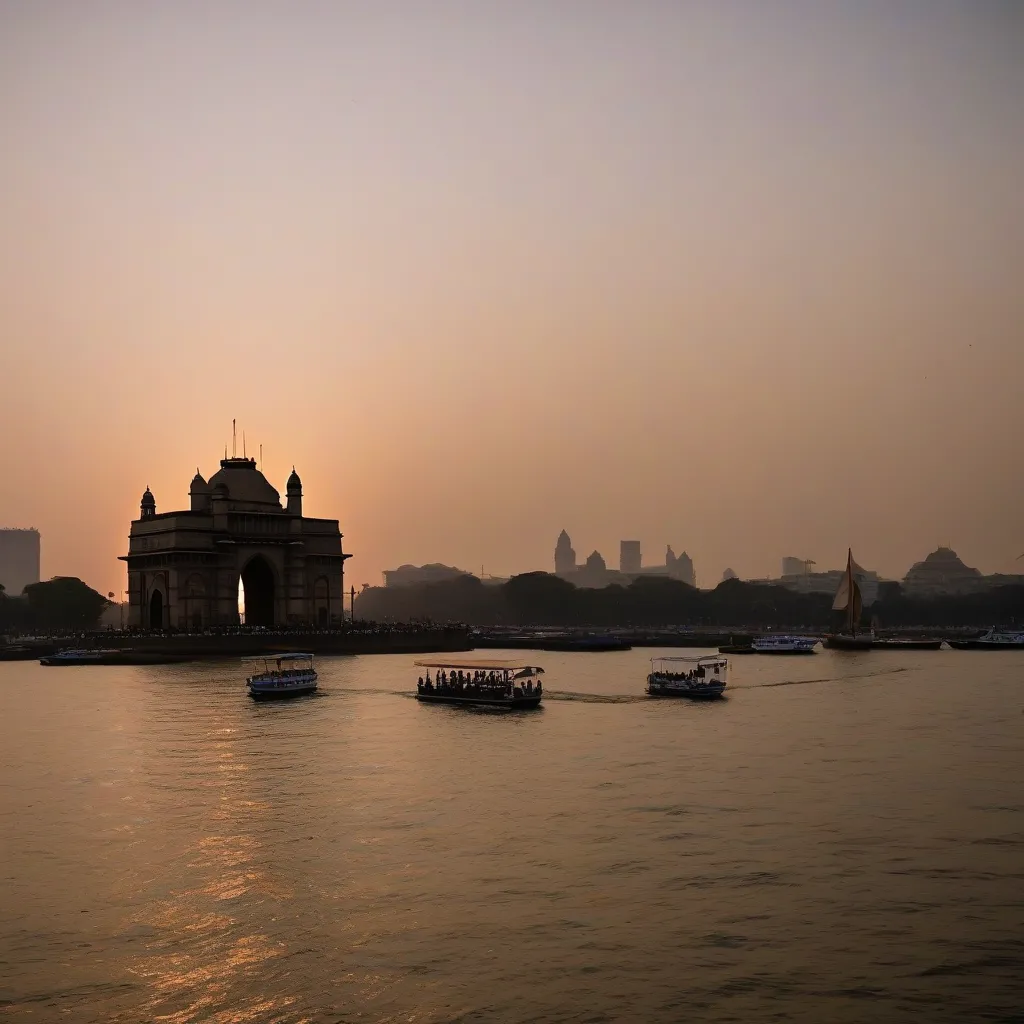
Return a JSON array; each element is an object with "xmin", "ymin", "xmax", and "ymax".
[{"xmin": 1, "ymin": 648, "xmax": 1021, "ymax": 1023}]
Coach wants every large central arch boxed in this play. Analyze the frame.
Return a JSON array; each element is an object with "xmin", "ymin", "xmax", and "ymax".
[
  {"xmin": 240, "ymin": 556, "xmax": 276, "ymax": 627},
  {"xmin": 149, "ymin": 589, "xmax": 164, "ymax": 630}
]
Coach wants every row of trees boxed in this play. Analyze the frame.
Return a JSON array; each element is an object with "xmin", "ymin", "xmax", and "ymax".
[
  {"xmin": 0, "ymin": 577, "xmax": 111, "ymax": 633},
  {"xmin": 354, "ymin": 572, "xmax": 1024, "ymax": 629},
  {"xmin": 4, "ymin": 572, "xmax": 1022, "ymax": 635}
]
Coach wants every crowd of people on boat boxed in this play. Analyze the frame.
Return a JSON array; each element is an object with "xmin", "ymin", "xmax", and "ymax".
[
  {"xmin": 417, "ymin": 668, "xmax": 542, "ymax": 699},
  {"xmin": 650, "ymin": 663, "xmax": 722, "ymax": 683}
]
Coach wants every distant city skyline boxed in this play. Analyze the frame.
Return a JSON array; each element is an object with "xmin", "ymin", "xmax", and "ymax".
[
  {"xmin": 1, "ymin": 2, "xmax": 1022, "ymax": 593},
  {"xmin": 6, "ymin": 509, "xmax": 1024, "ymax": 601}
]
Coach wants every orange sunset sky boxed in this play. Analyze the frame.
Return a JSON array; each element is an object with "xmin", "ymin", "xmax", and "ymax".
[{"xmin": 1, "ymin": 1, "xmax": 1022, "ymax": 596}]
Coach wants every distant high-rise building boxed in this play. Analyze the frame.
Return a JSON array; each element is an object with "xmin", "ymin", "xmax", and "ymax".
[
  {"xmin": 781, "ymin": 556, "xmax": 814, "ymax": 577},
  {"xmin": 665, "ymin": 546, "xmax": 696, "ymax": 587},
  {"xmin": 620, "ymin": 540, "xmax": 641, "ymax": 574},
  {"xmin": 554, "ymin": 530, "xmax": 576, "ymax": 576},
  {"xmin": 0, "ymin": 528, "xmax": 41, "ymax": 595},
  {"xmin": 721, "ymin": 568, "xmax": 738, "ymax": 582}
]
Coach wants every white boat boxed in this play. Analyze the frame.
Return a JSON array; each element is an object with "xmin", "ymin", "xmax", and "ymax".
[
  {"xmin": 647, "ymin": 656, "xmax": 728, "ymax": 699},
  {"xmin": 246, "ymin": 653, "xmax": 318, "ymax": 700},
  {"xmin": 39, "ymin": 649, "xmax": 121, "ymax": 666},
  {"xmin": 750, "ymin": 635, "xmax": 819, "ymax": 654},
  {"xmin": 948, "ymin": 629, "xmax": 1024, "ymax": 651}
]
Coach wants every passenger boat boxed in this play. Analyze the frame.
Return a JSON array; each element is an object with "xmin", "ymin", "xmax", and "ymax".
[
  {"xmin": 824, "ymin": 549, "xmax": 873, "ymax": 650},
  {"xmin": 647, "ymin": 655, "xmax": 728, "ymax": 699},
  {"xmin": 246, "ymin": 653, "xmax": 318, "ymax": 700},
  {"xmin": 39, "ymin": 648, "xmax": 121, "ymax": 666},
  {"xmin": 414, "ymin": 660, "xmax": 544, "ymax": 708},
  {"xmin": 750, "ymin": 635, "xmax": 819, "ymax": 654},
  {"xmin": 948, "ymin": 629, "xmax": 1024, "ymax": 651}
]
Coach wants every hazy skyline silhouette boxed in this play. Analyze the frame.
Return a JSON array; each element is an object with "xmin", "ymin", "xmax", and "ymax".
[{"xmin": 1, "ymin": 1, "xmax": 1022, "ymax": 594}]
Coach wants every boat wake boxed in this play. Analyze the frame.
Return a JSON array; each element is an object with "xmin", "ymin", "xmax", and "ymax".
[
  {"xmin": 545, "ymin": 691, "xmax": 649, "ymax": 704},
  {"xmin": 739, "ymin": 665, "xmax": 915, "ymax": 689},
  {"xmin": 316, "ymin": 667, "xmax": 912, "ymax": 702}
]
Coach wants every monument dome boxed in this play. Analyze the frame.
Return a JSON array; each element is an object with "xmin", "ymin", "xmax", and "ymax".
[{"xmin": 206, "ymin": 457, "xmax": 281, "ymax": 508}]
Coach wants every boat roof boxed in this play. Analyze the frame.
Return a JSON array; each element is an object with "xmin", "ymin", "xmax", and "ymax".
[
  {"xmin": 651, "ymin": 655, "xmax": 727, "ymax": 664},
  {"xmin": 254, "ymin": 652, "xmax": 313, "ymax": 660},
  {"xmin": 415, "ymin": 659, "xmax": 544, "ymax": 671}
]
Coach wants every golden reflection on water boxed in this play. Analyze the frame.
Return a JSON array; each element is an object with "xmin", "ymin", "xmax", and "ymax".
[
  {"xmin": 5, "ymin": 654, "xmax": 1024, "ymax": 1022},
  {"xmin": 120, "ymin": 722, "xmax": 297, "ymax": 1024}
]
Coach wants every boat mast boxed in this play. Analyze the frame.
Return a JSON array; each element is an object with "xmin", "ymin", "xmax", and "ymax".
[{"xmin": 847, "ymin": 549, "xmax": 856, "ymax": 636}]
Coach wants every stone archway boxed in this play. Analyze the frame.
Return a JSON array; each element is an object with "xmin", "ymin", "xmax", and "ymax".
[
  {"xmin": 149, "ymin": 589, "xmax": 164, "ymax": 630},
  {"xmin": 240, "ymin": 556, "xmax": 276, "ymax": 627}
]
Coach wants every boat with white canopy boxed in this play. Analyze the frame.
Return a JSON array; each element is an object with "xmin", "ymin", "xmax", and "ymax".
[
  {"xmin": 414, "ymin": 659, "xmax": 544, "ymax": 708},
  {"xmin": 647, "ymin": 655, "xmax": 728, "ymax": 700},
  {"xmin": 246, "ymin": 653, "xmax": 317, "ymax": 701}
]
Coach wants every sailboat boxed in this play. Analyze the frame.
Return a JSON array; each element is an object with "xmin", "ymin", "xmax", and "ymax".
[{"xmin": 824, "ymin": 549, "xmax": 873, "ymax": 650}]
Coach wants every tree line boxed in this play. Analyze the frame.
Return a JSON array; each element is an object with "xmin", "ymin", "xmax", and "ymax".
[
  {"xmin": 0, "ymin": 577, "xmax": 111, "ymax": 633},
  {"xmin": 354, "ymin": 572, "xmax": 1024, "ymax": 629}
]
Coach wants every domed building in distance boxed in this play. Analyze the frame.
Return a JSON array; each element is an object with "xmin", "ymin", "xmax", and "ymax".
[
  {"xmin": 902, "ymin": 546, "xmax": 986, "ymax": 597},
  {"xmin": 121, "ymin": 456, "xmax": 351, "ymax": 629}
]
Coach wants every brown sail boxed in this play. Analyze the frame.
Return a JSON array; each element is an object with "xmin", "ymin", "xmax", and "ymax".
[{"xmin": 825, "ymin": 548, "xmax": 871, "ymax": 649}]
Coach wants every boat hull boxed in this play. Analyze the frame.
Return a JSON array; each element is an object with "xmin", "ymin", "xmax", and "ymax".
[
  {"xmin": 248, "ymin": 683, "xmax": 318, "ymax": 701},
  {"xmin": 40, "ymin": 652, "xmax": 120, "ymax": 666},
  {"xmin": 415, "ymin": 693, "xmax": 541, "ymax": 709},
  {"xmin": 824, "ymin": 634, "xmax": 874, "ymax": 651},
  {"xmin": 646, "ymin": 685, "xmax": 726, "ymax": 700},
  {"xmin": 40, "ymin": 657, "xmax": 107, "ymax": 666},
  {"xmin": 948, "ymin": 640, "xmax": 1024, "ymax": 651},
  {"xmin": 750, "ymin": 647, "xmax": 817, "ymax": 655}
]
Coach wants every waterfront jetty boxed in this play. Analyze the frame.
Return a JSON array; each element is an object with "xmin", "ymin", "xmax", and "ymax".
[{"xmin": 3, "ymin": 624, "xmax": 472, "ymax": 664}]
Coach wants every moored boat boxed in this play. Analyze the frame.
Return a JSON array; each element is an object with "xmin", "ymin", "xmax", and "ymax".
[
  {"xmin": 948, "ymin": 629, "xmax": 1024, "ymax": 651},
  {"xmin": 751, "ymin": 635, "xmax": 818, "ymax": 654},
  {"xmin": 824, "ymin": 633, "xmax": 873, "ymax": 651},
  {"xmin": 647, "ymin": 655, "xmax": 728, "ymax": 699},
  {"xmin": 415, "ymin": 659, "xmax": 544, "ymax": 708},
  {"xmin": 40, "ymin": 648, "xmax": 122, "ymax": 666},
  {"xmin": 824, "ymin": 548, "xmax": 872, "ymax": 650},
  {"xmin": 246, "ymin": 653, "xmax": 318, "ymax": 700}
]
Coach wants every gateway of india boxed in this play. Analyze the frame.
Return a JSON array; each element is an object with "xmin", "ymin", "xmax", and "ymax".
[{"xmin": 121, "ymin": 455, "xmax": 351, "ymax": 630}]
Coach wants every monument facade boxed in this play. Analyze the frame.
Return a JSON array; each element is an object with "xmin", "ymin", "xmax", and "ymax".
[{"xmin": 121, "ymin": 457, "xmax": 351, "ymax": 629}]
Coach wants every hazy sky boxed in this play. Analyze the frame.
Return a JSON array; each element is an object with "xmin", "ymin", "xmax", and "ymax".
[{"xmin": 1, "ymin": 0, "xmax": 1022, "ymax": 594}]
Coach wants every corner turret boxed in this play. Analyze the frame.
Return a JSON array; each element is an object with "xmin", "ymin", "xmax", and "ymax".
[
  {"xmin": 286, "ymin": 467, "xmax": 302, "ymax": 516},
  {"xmin": 190, "ymin": 469, "xmax": 210, "ymax": 512}
]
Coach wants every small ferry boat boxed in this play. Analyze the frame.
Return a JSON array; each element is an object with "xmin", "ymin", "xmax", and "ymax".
[
  {"xmin": 39, "ymin": 649, "xmax": 121, "ymax": 666},
  {"xmin": 647, "ymin": 656, "xmax": 728, "ymax": 699},
  {"xmin": 414, "ymin": 660, "xmax": 544, "ymax": 708},
  {"xmin": 948, "ymin": 629, "xmax": 1024, "ymax": 651},
  {"xmin": 751, "ymin": 635, "xmax": 819, "ymax": 654},
  {"xmin": 246, "ymin": 653, "xmax": 318, "ymax": 701}
]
